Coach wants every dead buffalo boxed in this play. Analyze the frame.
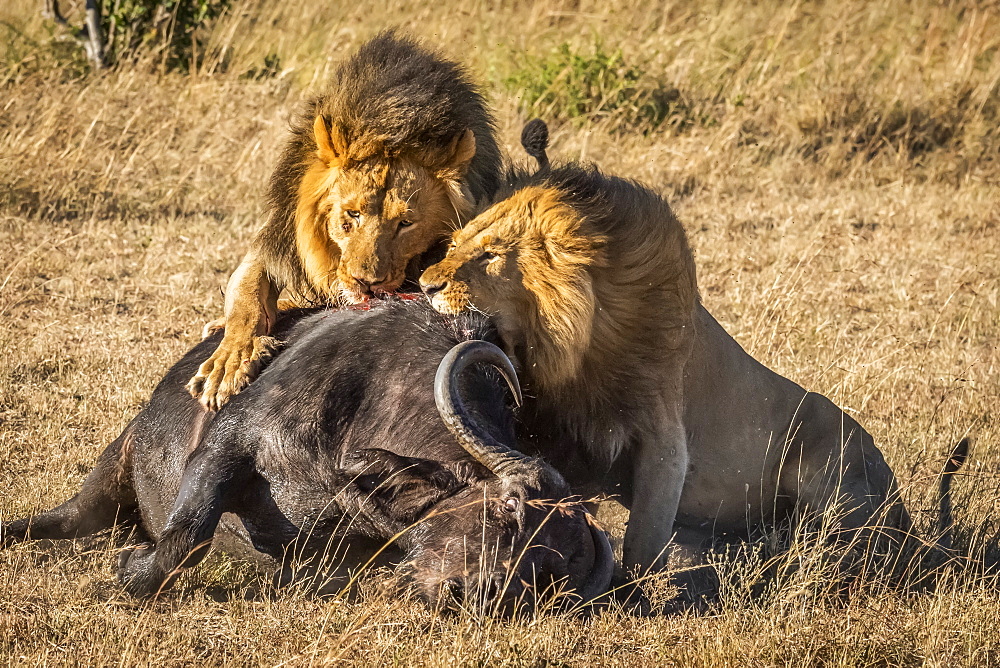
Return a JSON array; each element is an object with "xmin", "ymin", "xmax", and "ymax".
[{"xmin": 1, "ymin": 301, "xmax": 614, "ymax": 612}]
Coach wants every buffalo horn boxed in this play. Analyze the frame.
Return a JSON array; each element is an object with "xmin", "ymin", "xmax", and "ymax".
[
  {"xmin": 434, "ymin": 340, "xmax": 528, "ymax": 478},
  {"xmin": 577, "ymin": 520, "xmax": 615, "ymax": 604}
]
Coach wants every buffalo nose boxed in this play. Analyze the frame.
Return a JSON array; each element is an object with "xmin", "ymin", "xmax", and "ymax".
[{"xmin": 422, "ymin": 280, "xmax": 445, "ymax": 298}]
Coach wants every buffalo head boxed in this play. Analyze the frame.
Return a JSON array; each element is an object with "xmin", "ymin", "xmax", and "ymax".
[{"xmin": 389, "ymin": 340, "xmax": 614, "ymax": 614}]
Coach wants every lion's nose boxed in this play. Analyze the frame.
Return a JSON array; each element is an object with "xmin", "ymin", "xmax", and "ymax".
[
  {"xmin": 352, "ymin": 275, "xmax": 388, "ymax": 292},
  {"xmin": 421, "ymin": 280, "xmax": 445, "ymax": 298}
]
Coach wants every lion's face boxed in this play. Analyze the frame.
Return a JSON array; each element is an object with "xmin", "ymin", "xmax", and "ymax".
[
  {"xmin": 319, "ymin": 158, "xmax": 461, "ymax": 302},
  {"xmin": 300, "ymin": 116, "xmax": 477, "ymax": 304},
  {"xmin": 418, "ymin": 190, "xmax": 539, "ymax": 317},
  {"xmin": 421, "ymin": 185, "xmax": 606, "ymax": 388}
]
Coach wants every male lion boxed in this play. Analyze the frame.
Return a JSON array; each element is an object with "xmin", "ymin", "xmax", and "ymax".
[
  {"xmin": 188, "ymin": 31, "xmax": 501, "ymax": 409},
  {"xmin": 421, "ymin": 162, "xmax": 700, "ymax": 581},
  {"xmin": 420, "ymin": 154, "xmax": 968, "ymax": 600}
]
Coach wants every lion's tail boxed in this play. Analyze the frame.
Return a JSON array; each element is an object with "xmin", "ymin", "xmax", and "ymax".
[
  {"xmin": 935, "ymin": 437, "xmax": 969, "ymax": 551},
  {"xmin": 520, "ymin": 118, "xmax": 550, "ymax": 173}
]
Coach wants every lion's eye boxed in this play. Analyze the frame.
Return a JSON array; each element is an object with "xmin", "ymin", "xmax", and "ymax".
[
  {"xmin": 345, "ymin": 210, "xmax": 361, "ymax": 220},
  {"xmin": 397, "ymin": 219, "xmax": 413, "ymax": 230},
  {"xmin": 478, "ymin": 250, "xmax": 496, "ymax": 264}
]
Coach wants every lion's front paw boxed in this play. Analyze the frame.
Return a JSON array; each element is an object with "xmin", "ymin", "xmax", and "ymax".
[{"xmin": 186, "ymin": 335, "xmax": 281, "ymax": 411}]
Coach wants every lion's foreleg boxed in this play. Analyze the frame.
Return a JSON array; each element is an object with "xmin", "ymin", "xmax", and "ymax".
[
  {"xmin": 199, "ymin": 299, "xmax": 299, "ymax": 338},
  {"xmin": 622, "ymin": 403, "xmax": 689, "ymax": 577},
  {"xmin": 187, "ymin": 251, "xmax": 280, "ymax": 410}
]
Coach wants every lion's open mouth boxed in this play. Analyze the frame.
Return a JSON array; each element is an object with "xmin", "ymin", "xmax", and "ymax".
[{"xmin": 340, "ymin": 275, "xmax": 408, "ymax": 305}]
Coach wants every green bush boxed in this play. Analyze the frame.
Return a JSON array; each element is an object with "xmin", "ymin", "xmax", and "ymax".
[
  {"xmin": 101, "ymin": 0, "xmax": 229, "ymax": 71},
  {"xmin": 503, "ymin": 42, "xmax": 696, "ymax": 133}
]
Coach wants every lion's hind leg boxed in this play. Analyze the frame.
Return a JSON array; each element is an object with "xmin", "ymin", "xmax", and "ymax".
[
  {"xmin": 659, "ymin": 526, "xmax": 721, "ymax": 614},
  {"xmin": 778, "ymin": 394, "xmax": 914, "ymax": 589}
]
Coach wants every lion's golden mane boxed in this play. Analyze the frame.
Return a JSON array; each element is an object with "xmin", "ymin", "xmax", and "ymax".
[{"xmin": 422, "ymin": 165, "xmax": 699, "ymax": 462}]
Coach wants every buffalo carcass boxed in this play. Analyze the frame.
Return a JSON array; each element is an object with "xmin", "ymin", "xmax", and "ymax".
[{"xmin": 1, "ymin": 301, "xmax": 614, "ymax": 612}]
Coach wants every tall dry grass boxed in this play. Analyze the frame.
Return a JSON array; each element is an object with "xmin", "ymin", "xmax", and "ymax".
[{"xmin": 0, "ymin": 0, "xmax": 998, "ymax": 665}]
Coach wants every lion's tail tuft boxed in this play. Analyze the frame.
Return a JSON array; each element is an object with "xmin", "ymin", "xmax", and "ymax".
[
  {"xmin": 520, "ymin": 119, "xmax": 550, "ymax": 173},
  {"xmin": 936, "ymin": 436, "xmax": 970, "ymax": 551}
]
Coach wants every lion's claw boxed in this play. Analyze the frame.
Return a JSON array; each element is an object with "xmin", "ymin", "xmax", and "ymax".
[
  {"xmin": 201, "ymin": 316, "xmax": 227, "ymax": 339},
  {"xmin": 187, "ymin": 335, "xmax": 281, "ymax": 410}
]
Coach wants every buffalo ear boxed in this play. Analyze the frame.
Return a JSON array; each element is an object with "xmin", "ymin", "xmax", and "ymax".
[
  {"xmin": 314, "ymin": 115, "xmax": 350, "ymax": 166},
  {"xmin": 344, "ymin": 449, "xmax": 462, "ymax": 523}
]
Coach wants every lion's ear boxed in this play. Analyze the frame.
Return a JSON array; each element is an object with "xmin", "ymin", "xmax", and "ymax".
[
  {"xmin": 447, "ymin": 128, "xmax": 477, "ymax": 173},
  {"xmin": 429, "ymin": 128, "xmax": 476, "ymax": 178},
  {"xmin": 314, "ymin": 115, "xmax": 349, "ymax": 166}
]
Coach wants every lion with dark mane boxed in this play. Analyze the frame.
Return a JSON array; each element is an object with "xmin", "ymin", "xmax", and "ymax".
[
  {"xmin": 420, "ymin": 148, "xmax": 967, "ymax": 602},
  {"xmin": 189, "ymin": 31, "xmax": 501, "ymax": 409}
]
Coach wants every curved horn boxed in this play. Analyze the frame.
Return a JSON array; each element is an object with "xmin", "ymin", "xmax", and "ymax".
[
  {"xmin": 435, "ymin": 340, "xmax": 528, "ymax": 478},
  {"xmin": 520, "ymin": 119, "xmax": 550, "ymax": 173},
  {"xmin": 576, "ymin": 519, "xmax": 615, "ymax": 604}
]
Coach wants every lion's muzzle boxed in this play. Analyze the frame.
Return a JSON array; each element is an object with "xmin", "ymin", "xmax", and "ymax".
[
  {"xmin": 419, "ymin": 279, "xmax": 464, "ymax": 314},
  {"xmin": 420, "ymin": 278, "xmax": 445, "ymax": 298}
]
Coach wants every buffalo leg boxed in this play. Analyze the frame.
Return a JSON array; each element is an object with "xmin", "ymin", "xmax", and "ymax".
[
  {"xmin": 1, "ymin": 423, "xmax": 139, "ymax": 546},
  {"xmin": 118, "ymin": 439, "xmax": 255, "ymax": 598}
]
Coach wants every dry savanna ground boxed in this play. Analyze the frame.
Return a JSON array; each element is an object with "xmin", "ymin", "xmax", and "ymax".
[{"xmin": 1, "ymin": 0, "xmax": 999, "ymax": 665}]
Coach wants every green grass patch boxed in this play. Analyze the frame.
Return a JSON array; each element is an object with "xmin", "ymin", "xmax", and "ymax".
[{"xmin": 502, "ymin": 42, "xmax": 708, "ymax": 134}]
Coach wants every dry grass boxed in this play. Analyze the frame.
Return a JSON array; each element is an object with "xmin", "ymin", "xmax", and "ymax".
[{"xmin": 1, "ymin": 0, "xmax": 999, "ymax": 665}]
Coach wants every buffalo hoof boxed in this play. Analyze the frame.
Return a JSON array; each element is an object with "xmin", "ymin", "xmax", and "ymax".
[
  {"xmin": 0, "ymin": 519, "xmax": 29, "ymax": 548},
  {"xmin": 117, "ymin": 544, "xmax": 172, "ymax": 599}
]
